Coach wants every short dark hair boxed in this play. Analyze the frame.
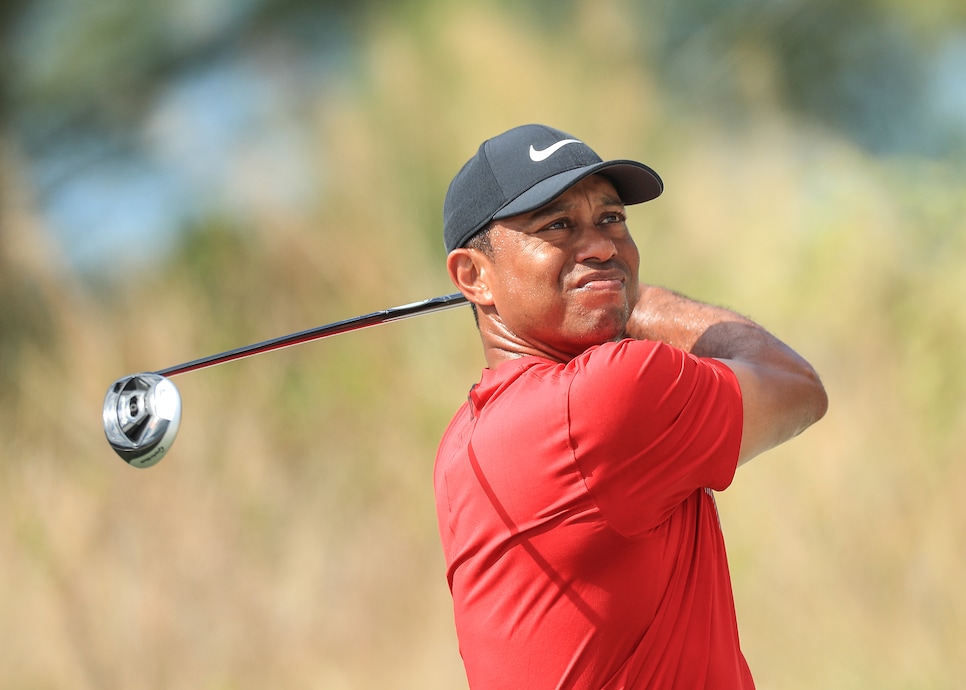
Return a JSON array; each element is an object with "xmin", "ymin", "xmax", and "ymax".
[{"xmin": 465, "ymin": 224, "xmax": 493, "ymax": 257}]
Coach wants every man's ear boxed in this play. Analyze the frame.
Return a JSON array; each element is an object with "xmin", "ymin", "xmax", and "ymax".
[{"xmin": 447, "ymin": 248, "xmax": 495, "ymax": 307}]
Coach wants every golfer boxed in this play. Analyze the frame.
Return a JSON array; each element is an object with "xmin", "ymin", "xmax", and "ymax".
[{"xmin": 434, "ymin": 124, "xmax": 828, "ymax": 689}]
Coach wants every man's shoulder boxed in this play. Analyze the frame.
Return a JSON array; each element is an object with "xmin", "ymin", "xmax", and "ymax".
[{"xmin": 569, "ymin": 338, "xmax": 681, "ymax": 373}]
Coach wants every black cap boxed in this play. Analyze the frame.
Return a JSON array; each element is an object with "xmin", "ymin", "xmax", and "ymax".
[{"xmin": 443, "ymin": 124, "xmax": 663, "ymax": 253}]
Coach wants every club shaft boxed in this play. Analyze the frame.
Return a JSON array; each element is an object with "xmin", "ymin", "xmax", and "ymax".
[{"xmin": 154, "ymin": 293, "xmax": 469, "ymax": 378}]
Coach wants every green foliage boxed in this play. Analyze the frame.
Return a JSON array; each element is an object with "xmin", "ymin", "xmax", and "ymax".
[{"xmin": 0, "ymin": 263, "xmax": 57, "ymax": 398}]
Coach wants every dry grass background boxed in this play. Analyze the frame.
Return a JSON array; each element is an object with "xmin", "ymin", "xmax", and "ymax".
[{"xmin": 2, "ymin": 1, "xmax": 965, "ymax": 688}]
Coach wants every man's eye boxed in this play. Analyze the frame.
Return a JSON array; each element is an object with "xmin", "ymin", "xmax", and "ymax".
[
  {"xmin": 601, "ymin": 212, "xmax": 626, "ymax": 224},
  {"xmin": 542, "ymin": 219, "xmax": 569, "ymax": 232}
]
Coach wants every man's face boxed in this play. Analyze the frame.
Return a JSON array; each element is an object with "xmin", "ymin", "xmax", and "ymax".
[{"xmin": 479, "ymin": 174, "xmax": 640, "ymax": 360}]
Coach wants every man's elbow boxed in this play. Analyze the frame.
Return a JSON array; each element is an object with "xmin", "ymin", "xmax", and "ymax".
[
  {"xmin": 731, "ymin": 357, "xmax": 829, "ymax": 466},
  {"xmin": 804, "ymin": 366, "xmax": 829, "ymax": 427},
  {"xmin": 776, "ymin": 368, "xmax": 828, "ymax": 454}
]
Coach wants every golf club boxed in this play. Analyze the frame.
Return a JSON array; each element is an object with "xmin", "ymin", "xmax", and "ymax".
[{"xmin": 103, "ymin": 292, "xmax": 469, "ymax": 468}]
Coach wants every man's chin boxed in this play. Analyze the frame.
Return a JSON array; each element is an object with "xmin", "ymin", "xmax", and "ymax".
[{"xmin": 575, "ymin": 314, "xmax": 629, "ymax": 347}]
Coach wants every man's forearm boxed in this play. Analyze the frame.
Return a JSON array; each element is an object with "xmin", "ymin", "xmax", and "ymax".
[
  {"xmin": 624, "ymin": 285, "xmax": 762, "ymax": 356},
  {"xmin": 626, "ymin": 284, "xmax": 828, "ymax": 463},
  {"xmin": 625, "ymin": 284, "xmax": 808, "ymax": 365}
]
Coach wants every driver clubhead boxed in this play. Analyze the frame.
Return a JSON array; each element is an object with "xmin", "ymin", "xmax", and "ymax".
[{"xmin": 103, "ymin": 373, "xmax": 181, "ymax": 468}]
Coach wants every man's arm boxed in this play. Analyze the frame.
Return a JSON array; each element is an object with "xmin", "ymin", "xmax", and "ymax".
[{"xmin": 625, "ymin": 284, "xmax": 828, "ymax": 465}]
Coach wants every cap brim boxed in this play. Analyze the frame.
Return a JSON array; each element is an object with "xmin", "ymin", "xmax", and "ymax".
[{"xmin": 493, "ymin": 160, "xmax": 663, "ymax": 220}]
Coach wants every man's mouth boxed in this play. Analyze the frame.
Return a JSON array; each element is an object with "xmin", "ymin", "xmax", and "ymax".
[{"xmin": 576, "ymin": 271, "xmax": 626, "ymax": 291}]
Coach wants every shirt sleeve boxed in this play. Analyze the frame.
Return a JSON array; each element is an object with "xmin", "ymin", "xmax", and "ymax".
[{"xmin": 567, "ymin": 339, "xmax": 743, "ymax": 537}]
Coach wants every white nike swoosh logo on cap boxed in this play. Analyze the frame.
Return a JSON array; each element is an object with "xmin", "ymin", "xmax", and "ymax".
[{"xmin": 529, "ymin": 139, "xmax": 582, "ymax": 162}]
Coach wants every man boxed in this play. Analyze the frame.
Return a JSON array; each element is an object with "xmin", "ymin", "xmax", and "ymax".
[{"xmin": 434, "ymin": 124, "xmax": 828, "ymax": 689}]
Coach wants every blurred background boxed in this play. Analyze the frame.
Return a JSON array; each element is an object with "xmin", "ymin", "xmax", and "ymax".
[{"xmin": 2, "ymin": 0, "xmax": 965, "ymax": 687}]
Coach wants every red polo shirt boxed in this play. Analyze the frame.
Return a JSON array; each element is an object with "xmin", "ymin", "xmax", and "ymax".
[{"xmin": 434, "ymin": 339, "xmax": 753, "ymax": 689}]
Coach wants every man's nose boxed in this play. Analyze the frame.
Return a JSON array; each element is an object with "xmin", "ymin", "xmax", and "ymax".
[{"xmin": 574, "ymin": 223, "xmax": 619, "ymax": 262}]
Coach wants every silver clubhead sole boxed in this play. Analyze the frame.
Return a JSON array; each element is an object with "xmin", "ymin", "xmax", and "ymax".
[{"xmin": 103, "ymin": 373, "xmax": 182, "ymax": 468}]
